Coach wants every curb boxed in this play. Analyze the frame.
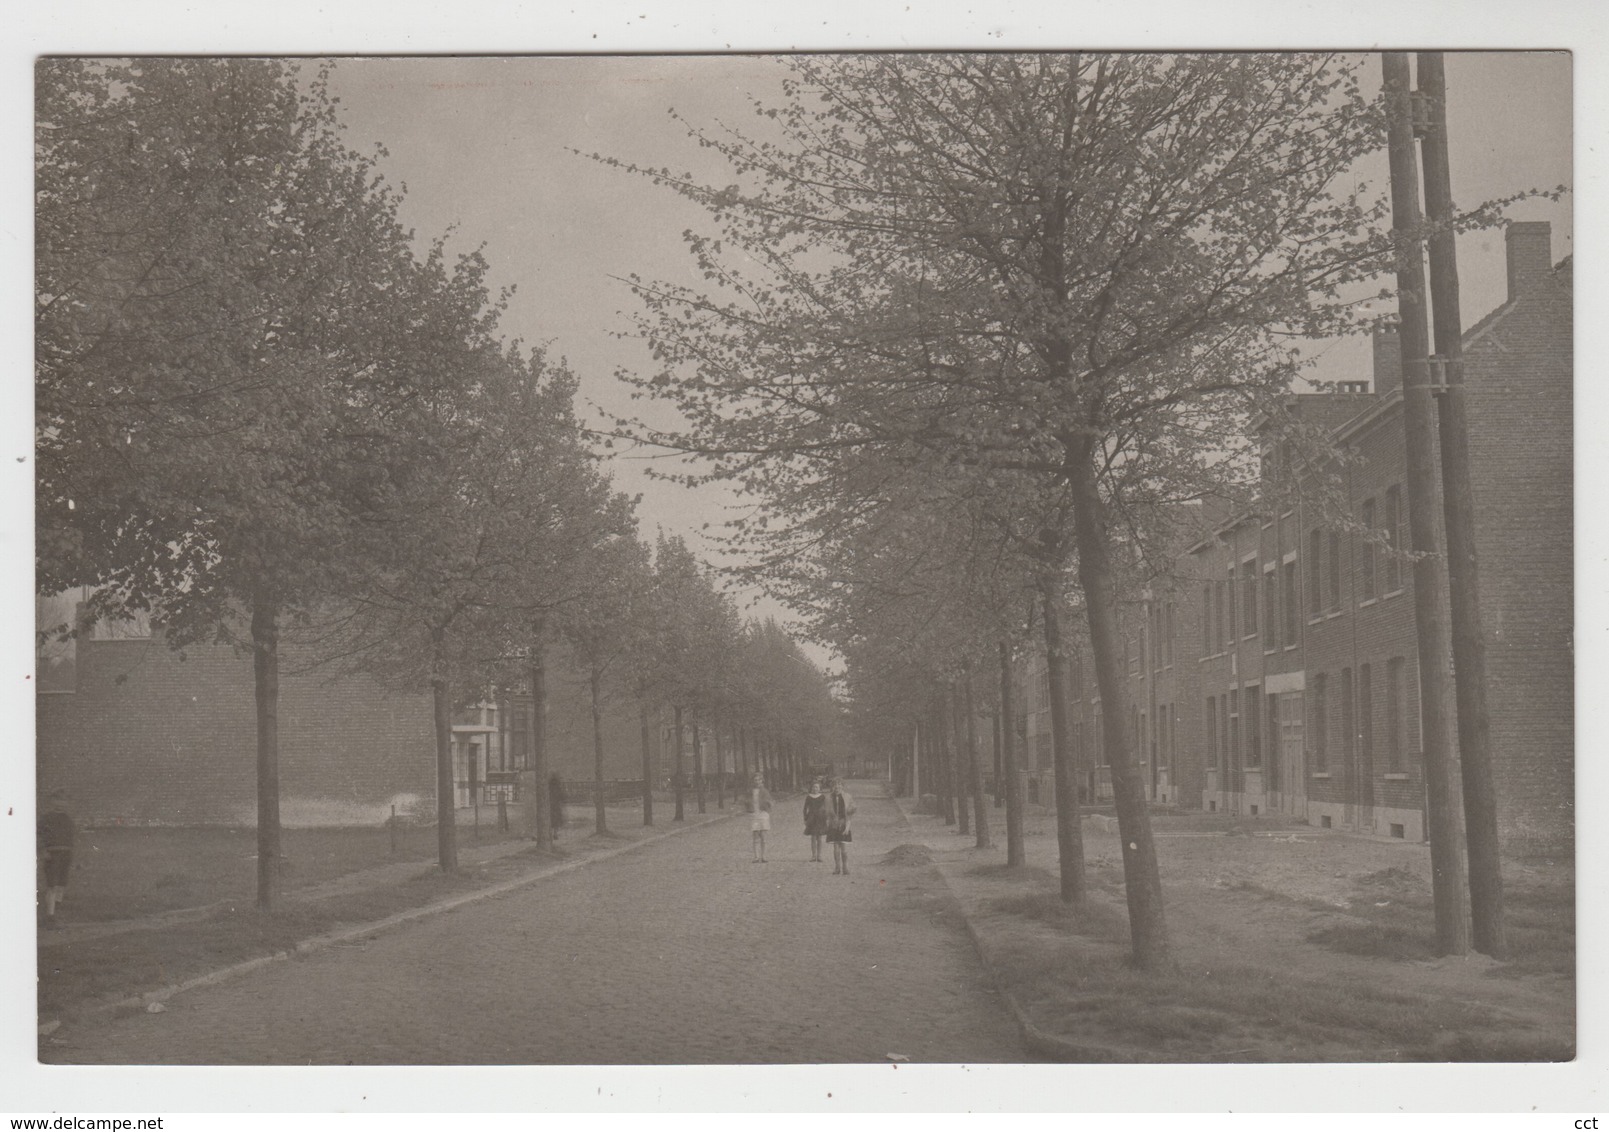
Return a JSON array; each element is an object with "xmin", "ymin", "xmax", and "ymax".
[
  {"xmin": 886, "ymin": 793, "xmax": 1133, "ymax": 1064},
  {"xmin": 43, "ymin": 811, "xmax": 736, "ymax": 1034}
]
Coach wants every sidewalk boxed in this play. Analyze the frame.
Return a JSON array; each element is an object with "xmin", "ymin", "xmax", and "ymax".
[
  {"xmin": 39, "ymin": 806, "xmax": 743, "ymax": 1030},
  {"xmin": 39, "ymin": 832, "xmax": 539, "ymax": 949}
]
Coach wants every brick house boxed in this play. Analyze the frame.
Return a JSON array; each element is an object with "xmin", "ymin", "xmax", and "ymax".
[{"xmin": 1013, "ymin": 222, "xmax": 1571, "ymax": 850}]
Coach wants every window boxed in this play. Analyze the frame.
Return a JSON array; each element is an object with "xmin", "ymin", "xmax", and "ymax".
[
  {"xmin": 1228, "ymin": 689, "xmax": 1241, "ymax": 772},
  {"xmin": 1220, "ymin": 692, "xmax": 1231, "ymax": 772},
  {"xmin": 1158, "ymin": 704, "xmax": 1169, "ymax": 767},
  {"xmin": 1359, "ymin": 663, "xmax": 1374, "ymax": 775},
  {"xmin": 1206, "ymin": 696, "xmax": 1218, "ymax": 768},
  {"xmin": 1165, "ymin": 602, "xmax": 1176, "ymax": 667},
  {"xmin": 1328, "ymin": 532, "xmax": 1342, "ymax": 611},
  {"xmin": 1263, "ymin": 564, "xmax": 1278, "ymax": 649},
  {"xmin": 1384, "ymin": 486, "xmax": 1403, "ymax": 592},
  {"xmin": 1386, "ymin": 657, "xmax": 1405, "ymax": 772},
  {"xmin": 1266, "ymin": 693, "xmax": 1280, "ymax": 788},
  {"xmin": 1223, "ymin": 569, "xmax": 1236, "ymax": 649},
  {"xmin": 1203, "ymin": 583, "xmax": 1214, "ymax": 656},
  {"xmin": 1307, "ymin": 529, "xmax": 1323, "ymax": 615},
  {"xmin": 1242, "ymin": 560, "xmax": 1259, "ymax": 637},
  {"xmin": 1283, "ymin": 559, "xmax": 1299, "ymax": 645},
  {"xmin": 1340, "ymin": 667, "xmax": 1354, "ymax": 773},
  {"xmin": 1312, "ymin": 673, "xmax": 1328, "ymax": 773},
  {"xmin": 1246, "ymin": 688, "xmax": 1262, "ymax": 767},
  {"xmin": 1360, "ymin": 498, "xmax": 1377, "ymax": 599}
]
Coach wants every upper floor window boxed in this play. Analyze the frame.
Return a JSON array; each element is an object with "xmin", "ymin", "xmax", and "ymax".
[
  {"xmin": 1360, "ymin": 498, "xmax": 1378, "ymax": 599},
  {"xmin": 1241, "ymin": 560, "xmax": 1259, "ymax": 638},
  {"xmin": 1328, "ymin": 532, "xmax": 1342, "ymax": 611},
  {"xmin": 1307, "ymin": 529, "xmax": 1323, "ymax": 616},
  {"xmin": 1384, "ymin": 486, "xmax": 1404, "ymax": 593},
  {"xmin": 1223, "ymin": 568, "xmax": 1237, "ymax": 649},
  {"xmin": 1262, "ymin": 564, "xmax": 1279, "ymax": 649},
  {"xmin": 1282, "ymin": 558, "xmax": 1300, "ymax": 645}
]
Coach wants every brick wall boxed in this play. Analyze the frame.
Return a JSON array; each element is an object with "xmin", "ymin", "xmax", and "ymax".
[
  {"xmin": 37, "ymin": 630, "xmax": 670, "ymax": 826},
  {"xmin": 36, "ymin": 632, "xmax": 436, "ymax": 826}
]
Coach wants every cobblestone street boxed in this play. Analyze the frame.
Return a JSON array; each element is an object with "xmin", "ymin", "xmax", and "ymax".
[{"xmin": 43, "ymin": 784, "xmax": 1028, "ymax": 1065}]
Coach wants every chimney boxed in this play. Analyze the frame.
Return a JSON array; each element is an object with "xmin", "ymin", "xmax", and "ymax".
[
  {"xmin": 1372, "ymin": 317, "xmax": 1402, "ymax": 398},
  {"xmin": 1505, "ymin": 221, "xmax": 1553, "ymax": 302}
]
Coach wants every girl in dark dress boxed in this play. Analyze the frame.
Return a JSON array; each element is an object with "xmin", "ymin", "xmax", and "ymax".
[{"xmin": 802, "ymin": 779, "xmax": 829, "ymax": 862}]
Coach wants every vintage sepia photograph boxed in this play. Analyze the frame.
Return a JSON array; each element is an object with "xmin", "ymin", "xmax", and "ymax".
[{"xmin": 20, "ymin": 19, "xmax": 1584, "ymax": 1114}]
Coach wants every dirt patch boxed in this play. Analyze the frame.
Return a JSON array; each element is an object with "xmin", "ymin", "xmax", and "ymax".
[{"xmin": 879, "ymin": 844, "xmax": 935, "ymax": 868}]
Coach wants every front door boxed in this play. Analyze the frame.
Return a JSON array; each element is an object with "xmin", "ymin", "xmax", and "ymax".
[{"xmin": 1278, "ymin": 691, "xmax": 1305, "ymax": 818}]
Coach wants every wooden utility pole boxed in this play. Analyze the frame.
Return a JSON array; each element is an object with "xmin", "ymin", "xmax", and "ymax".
[
  {"xmin": 1383, "ymin": 52, "xmax": 1469, "ymax": 956},
  {"xmin": 1416, "ymin": 51, "xmax": 1508, "ymax": 959}
]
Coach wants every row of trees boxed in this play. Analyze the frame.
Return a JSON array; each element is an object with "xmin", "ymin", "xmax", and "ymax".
[
  {"xmin": 600, "ymin": 53, "xmax": 1522, "ymax": 969},
  {"xmin": 34, "ymin": 58, "xmax": 833, "ymax": 911}
]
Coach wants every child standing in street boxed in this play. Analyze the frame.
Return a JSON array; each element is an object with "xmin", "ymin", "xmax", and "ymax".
[
  {"xmin": 802, "ymin": 778, "xmax": 829, "ymax": 862},
  {"xmin": 748, "ymin": 772, "xmax": 773, "ymax": 863},
  {"xmin": 826, "ymin": 778, "xmax": 855, "ymax": 876},
  {"xmin": 38, "ymin": 787, "xmax": 75, "ymax": 926}
]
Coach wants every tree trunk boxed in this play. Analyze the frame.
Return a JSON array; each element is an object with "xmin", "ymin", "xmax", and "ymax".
[
  {"xmin": 639, "ymin": 698, "xmax": 654, "ymax": 826},
  {"xmin": 1065, "ymin": 454, "xmax": 1168, "ymax": 967},
  {"xmin": 528, "ymin": 635, "xmax": 551, "ymax": 847},
  {"xmin": 715, "ymin": 726, "xmax": 727, "ymax": 809},
  {"xmin": 911, "ymin": 718, "xmax": 921, "ymax": 801},
  {"xmin": 673, "ymin": 704, "xmax": 686, "ymax": 821},
  {"xmin": 590, "ymin": 664, "xmax": 608, "ymax": 835},
  {"xmin": 935, "ymin": 700, "xmax": 955, "ymax": 825},
  {"xmin": 992, "ymin": 711, "xmax": 1003, "ymax": 806},
  {"xmin": 1039, "ymin": 574, "xmax": 1087, "ymax": 904},
  {"xmin": 250, "ymin": 590, "xmax": 282, "ymax": 911},
  {"xmin": 430, "ymin": 625, "xmax": 458, "ymax": 873},
  {"xmin": 950, "ymin": 686, "xmax": 971, "ymax": 836},
  {"xmin": 964, "ymin": 668, "xmax": 992, "ymax": 849},
  {"xmin": 739, "ymin": 724, "xmax": 749, "ymax": 781},
  {"xmin": 694, "ymin": 718, "xmax": 707, "ymax": 813},
  {"xmin": 1000, "ymin": 640, "xmax": 1026, "ymax": 867}
]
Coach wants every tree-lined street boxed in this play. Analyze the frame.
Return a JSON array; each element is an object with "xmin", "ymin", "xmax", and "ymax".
[{"xmin": 45, "ymin": 785, "xmax": 1027, "ymax": 1065}]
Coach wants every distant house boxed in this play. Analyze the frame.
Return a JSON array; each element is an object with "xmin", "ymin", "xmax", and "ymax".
[{"xmin": 1012, "ymin": 222, "xmax": 1572, "ymax": 851}]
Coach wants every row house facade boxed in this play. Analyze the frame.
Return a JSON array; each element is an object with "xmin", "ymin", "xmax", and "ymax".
[{"xmin": 1015, "ymin": 222, "xmax": 1571, "ymax": 850}]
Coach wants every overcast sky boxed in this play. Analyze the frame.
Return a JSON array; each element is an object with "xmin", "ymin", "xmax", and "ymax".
[
  {"xmin": 320, "ymin": 51, "xmax": 1572, "ymax": 637},
  {"xmin": 7, "ymin": 2, "xmax": 1603, "ymax": 1117}
]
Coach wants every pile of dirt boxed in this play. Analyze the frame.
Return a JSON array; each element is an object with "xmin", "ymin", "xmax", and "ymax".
[
  {"xmin": 1354, "ymin": 865, "xmax": 1429, "ymax": 897},
  {"xmin": 880, "ymin": 844, "xmax": 935, "ymax": 868}
]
